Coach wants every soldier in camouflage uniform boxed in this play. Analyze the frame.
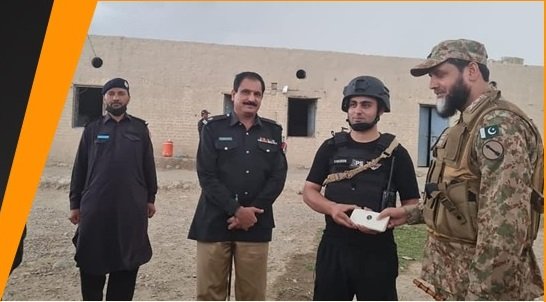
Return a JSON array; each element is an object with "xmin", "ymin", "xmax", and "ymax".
[{"xmin": 379, "ymin": 39, "xmax": 544, "ymax": 300}]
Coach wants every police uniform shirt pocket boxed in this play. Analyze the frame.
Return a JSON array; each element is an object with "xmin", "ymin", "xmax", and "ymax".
[
  {"xmin": 92, "ymin": 133, "xmax": 111, "ymax": 159},
  {"xmin": 257, "ymin": 141, "xmax": 279, "ymax": 154},
  {"xmin": 214, "ymin": 139, "xmax": 238, "ymax": 151},
  {"xmin": 123, "ymin": 133, "xmax": 141, "ymax": 142}
]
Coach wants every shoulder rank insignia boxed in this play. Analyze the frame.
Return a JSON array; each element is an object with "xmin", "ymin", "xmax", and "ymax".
[{"xmin": 479, "ymin": 125, "xmax": 500, "ymax": 139}]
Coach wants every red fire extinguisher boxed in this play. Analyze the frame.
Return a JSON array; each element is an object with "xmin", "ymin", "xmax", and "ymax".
[{"xmin": 162, "ymin": 139, "xmax": 173, "ymax": 157}]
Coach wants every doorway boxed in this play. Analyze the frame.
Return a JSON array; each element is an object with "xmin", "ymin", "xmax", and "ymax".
[{"xmin": 418, "ymin": 105, "xmax": 448, "ymax": 167}]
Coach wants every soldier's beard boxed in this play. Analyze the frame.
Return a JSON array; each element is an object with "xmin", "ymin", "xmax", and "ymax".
[
  {"xmin": 436, "ymin": 77, "xmax": 470, "ymax": 118},
  {"xmin": 106, "ymin": 104, "xmax": 127, "ymax": 117}
]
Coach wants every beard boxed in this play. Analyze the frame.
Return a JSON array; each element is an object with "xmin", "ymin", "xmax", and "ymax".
[
  {"xmin": 106, "ymin": 104, "xmax": 127, "ymax": 117},
  {"xmin": 436, "ymin": 76, "xmax": 470, "ymax": 118}
]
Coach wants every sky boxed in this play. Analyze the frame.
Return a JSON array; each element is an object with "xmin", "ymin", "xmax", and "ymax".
[{"xmin": 88, "ymin": 2, "xmax": 544, "ymax": 66}]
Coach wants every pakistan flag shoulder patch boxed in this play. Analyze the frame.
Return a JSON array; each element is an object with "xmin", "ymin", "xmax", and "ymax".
[{"xmin": 479, "ymin": 125, "xmax": 500, "ymax": 139}]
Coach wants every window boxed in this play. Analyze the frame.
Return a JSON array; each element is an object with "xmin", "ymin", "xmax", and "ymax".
[
  {"xmin": 73, "ymin": 85, "xmax": 103, "ymax": 127},
  {"xmin": 287, "ymin": 98, "xmax": 317, "ymax": 137}
]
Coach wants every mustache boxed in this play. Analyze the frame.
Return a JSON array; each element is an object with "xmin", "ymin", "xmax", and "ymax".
[
  {"xmin": 433, "ymin": 89, "xmax": 445, "ymax": 96},
  {"xmin": 242, "ymin": 101, "xmax": 258, "ymax": 107}
]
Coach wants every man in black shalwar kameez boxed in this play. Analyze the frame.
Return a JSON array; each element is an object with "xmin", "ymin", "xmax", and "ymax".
[{"xmin": 69, "ymin": 78, "xmax": 158, "ymax": 301}]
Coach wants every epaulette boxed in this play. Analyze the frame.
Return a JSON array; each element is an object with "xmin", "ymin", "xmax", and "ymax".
[
  {"xmin": 260, "ymin": 117, "xmax": 283, "ymax": 129},
  {"xmin": 128, "ymin": 114, "xmax": 149, "ymax": 126},
  {"xmin": 206, "ymin": 114, "xmax": 230, "ymax": 124}
]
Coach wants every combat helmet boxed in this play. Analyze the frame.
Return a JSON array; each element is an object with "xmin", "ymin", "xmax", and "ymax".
[{"xmin": 342, "ymin": 76, "xmax": 390, "ymax": 112}]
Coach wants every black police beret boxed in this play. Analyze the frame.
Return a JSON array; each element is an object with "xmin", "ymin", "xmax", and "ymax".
[{"xmin": 101, "ymin": 78, "xmax": 130, "ymax": 95}]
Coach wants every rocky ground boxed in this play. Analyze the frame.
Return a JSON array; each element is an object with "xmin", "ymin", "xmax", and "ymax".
[{"xmin": 3, "ymin": 164, "xmax": 543, "ymax": 300}]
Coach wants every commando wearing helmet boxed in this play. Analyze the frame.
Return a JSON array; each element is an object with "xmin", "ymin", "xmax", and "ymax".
[{"xmin": 302, "ymin": 75, "xmax": 421, "ymax": 300}]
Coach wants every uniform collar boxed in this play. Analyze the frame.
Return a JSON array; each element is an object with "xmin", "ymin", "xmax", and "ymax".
[
  {"xmin": 228, "ymin": 113, "xmax": 263, "ymax": 127},
  {"xmin": 464, "ymin": 89, "xmax": 500, "ymax": 113},
  {"xmin": 102, "ymin": 113, "xmax": 132, "ymax": 124},
  {"xmin": 460, "ymin": 89, "xmax": 501, "ymax": 125}
]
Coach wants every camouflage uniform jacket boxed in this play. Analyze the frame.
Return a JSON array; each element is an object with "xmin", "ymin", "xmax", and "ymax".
[{"xmin": 407, "ymin": 90, "xmax": 543, "ymax": 300}]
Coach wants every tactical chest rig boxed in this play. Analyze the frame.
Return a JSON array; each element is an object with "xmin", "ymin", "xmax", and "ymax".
[
  {"xmin": 424, "ymin": 90, "xmax": 544, "ymax": 244},
  {"xmin": 323, "ymin": 132, "xmax": 400, "ymax": 211}
]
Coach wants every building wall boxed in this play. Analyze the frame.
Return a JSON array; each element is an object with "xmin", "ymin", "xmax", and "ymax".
[{"xmin": 49, "ymin": 36, "xmax": 544, "ymax": 168}]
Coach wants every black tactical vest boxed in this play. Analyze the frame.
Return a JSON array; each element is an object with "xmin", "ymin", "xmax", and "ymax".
[
  {"xmin": 322, "ymin": 132, "xmax": 398, "ymax": 244},
  {"xmin": 324, "ymin": 132, "xmax": 396, "ymax": 212}
]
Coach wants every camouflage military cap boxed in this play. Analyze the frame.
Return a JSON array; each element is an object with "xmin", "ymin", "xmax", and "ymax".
[{"xmin": 410, "ymin": 39, "xmax": 488, "ymax": 77}]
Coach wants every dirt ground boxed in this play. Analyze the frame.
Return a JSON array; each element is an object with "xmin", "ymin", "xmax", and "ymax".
[{"xmin": 3, "ymin": 164, "xmax": 543, "ymax": 301}]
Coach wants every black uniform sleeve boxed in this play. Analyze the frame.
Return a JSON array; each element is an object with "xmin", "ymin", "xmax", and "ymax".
[
  {"xmin": 143, "ymin": 127, "xmax": 158, "ymax": 203},
  {"xmin": 251, "ymin": 127, "xmax": 287, "ymax": 209},
  {"xmin": 306, "ymin": 140, "xmax": 335, "ymax": 186},
  {"xmin": 197, "ymin": 120, "xmax": 203, "ymax": 134},
  {"xmin": 69, "ymin": 126, "xmax": 91, "ymax": 210},
  {"xmin": 196, "ymin": 122, "xmax": 240, "ymax": 216},
  {"xmin": 392, "ymin": 145, "xmax": 420, "ymax": 201}
]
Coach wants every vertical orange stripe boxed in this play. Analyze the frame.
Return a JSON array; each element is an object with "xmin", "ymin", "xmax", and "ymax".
[{"xmin": 0, "ymin": 0, "xmax": 97, "ymax": 297}]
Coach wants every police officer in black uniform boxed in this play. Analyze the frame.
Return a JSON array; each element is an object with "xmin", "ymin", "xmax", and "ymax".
[
  {"xmin": 303, "ymin": 76, "xmax": 420, "ymax": 300},
  {"xmin": 188, "ymin": 71, "xmax": 287, "ymax": 300},
  {"xmin": 69, "ymin": 78, "xmax": 158, "ymax": 301}
]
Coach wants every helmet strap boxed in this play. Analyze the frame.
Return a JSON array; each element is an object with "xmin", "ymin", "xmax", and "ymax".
[{"xmin": 347, "ymin": 115, "xmax": 380, "ymax": 132}]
